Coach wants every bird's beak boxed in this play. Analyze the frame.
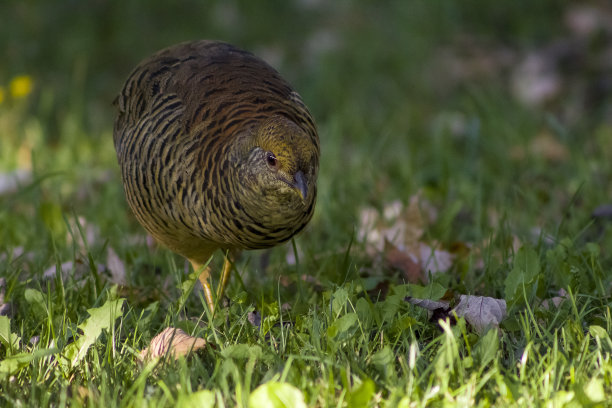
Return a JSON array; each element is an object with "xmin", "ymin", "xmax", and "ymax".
[{"xmin": 293, "ymin": 171, "xmax": 308, "ymax": 202}]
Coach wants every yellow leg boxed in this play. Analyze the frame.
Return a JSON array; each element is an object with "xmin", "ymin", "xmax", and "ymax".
[
  {"xmin": 216, "ymin": 253, "xmax": 233, "ymax": 303},
  {"xmin": 193, "ymin": 261, "xmax": 216, "ymax": 313}
]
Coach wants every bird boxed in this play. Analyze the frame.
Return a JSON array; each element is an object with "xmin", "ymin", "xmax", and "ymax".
[{"xmin": 113, "ymin": 40, "xmax": 319, "ymax": 313}]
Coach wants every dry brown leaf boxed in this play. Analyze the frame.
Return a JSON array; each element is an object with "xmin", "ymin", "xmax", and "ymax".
[
  {"xmin": 384, "ymin": 240, "xmax": 424, "ymax": 284},
  {"xmin": 358, "ymin": 194, "xmax": 456, "ymax": 283},
  {"xmin": 140, "ymin": 327, "xmax": 207, "ymax": 361},
  {"xmin": 452, "ymin": 295, "xmax": 506, "ymax": 333}
]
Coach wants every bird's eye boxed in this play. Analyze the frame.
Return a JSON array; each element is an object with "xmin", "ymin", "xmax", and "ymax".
[{"xmin": 266, "ymin": 152, "xmax": 278, "ymax": 168}]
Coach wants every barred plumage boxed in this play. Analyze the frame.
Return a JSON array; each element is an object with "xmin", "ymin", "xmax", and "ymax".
[{"xmin": 113, "ymin": 41, "xmax": 319, "ymax": 310}]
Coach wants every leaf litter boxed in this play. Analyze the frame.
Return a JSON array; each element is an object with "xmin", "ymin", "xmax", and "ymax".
[
  {"xmin": 357, "ymin": 194, "xmax": 455, "ymax": 284},
  {"xmin": 139, "ymin": 327, "xmax": 207, "ymax": 361},
  {"xmin": 357, "ymin": 194, "xmax": 512, "ymax": 332}
]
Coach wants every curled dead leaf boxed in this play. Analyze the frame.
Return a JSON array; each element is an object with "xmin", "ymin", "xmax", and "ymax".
[
  {"xmin": 452, "ymin": 295, "xmax": 507, "ymax": 333},
  {"xmin": 140, "ymin": 327, "xmax": 206, "ymax": 361},
  {"xmin": 407, "ymin": 294, "xmax": 506, "ymax": 333}
]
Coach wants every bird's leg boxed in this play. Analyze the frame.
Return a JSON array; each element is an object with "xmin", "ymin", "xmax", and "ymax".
[
  {"xmin": 192, "ymin": 261, "xmax": 216, "ymax": 313},
  {"xmin": 216, "ymin": 251, "xmax": 234, "ymax": 304}
]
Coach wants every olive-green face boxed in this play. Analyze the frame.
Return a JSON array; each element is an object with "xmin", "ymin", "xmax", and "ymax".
[
  {"xmin": 249, "ymin": 129, "xmax": 317, "ymax": 206},
  {"xmin": 234, "ymin": 117, "xmax": 318, "ymax": 218},
  {"xmin": 218, "ymin": 115, "xmax": 319, "ymax": 247}
]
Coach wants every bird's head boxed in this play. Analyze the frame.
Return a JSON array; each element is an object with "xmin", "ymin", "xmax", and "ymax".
[{"xmin": 234, "ymin": 116, "xmax": 318, "ymax": 210}]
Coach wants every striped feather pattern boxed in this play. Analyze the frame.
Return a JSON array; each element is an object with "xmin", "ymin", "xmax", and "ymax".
[{"xmin": 114, "ymin": 41, "xmax": 319, "ymax": 265}]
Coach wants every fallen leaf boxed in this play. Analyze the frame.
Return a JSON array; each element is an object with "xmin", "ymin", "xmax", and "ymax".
[
  {"xmin": 358, "ymin": 196, "xmax": 425, "ymax": 254},
  {"xmin": 384, "ymin": 240, "xmax": 424, "ymax": 283},
  {"xmin": 248, "ymin": 311, "xmax": 262, "ymax": 329},
  {"xmin": 139, "ymin": 327, "xmax": 207, "ymax": 361},
  {"xmin": 405, "ymin": 297, "xmax": 449, "ymax": 312},
  {"xmin": 452, "ymin": 295, "xmax": 507, "ymax": 333},
  {"xmin": 358, "ymin": 195, "xmax": 459, "ymax": 287}
]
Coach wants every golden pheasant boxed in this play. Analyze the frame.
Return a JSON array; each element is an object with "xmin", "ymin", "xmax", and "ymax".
[{"xmin": 113, "ymin": 40, "xmax": 319, "ymax": 312}]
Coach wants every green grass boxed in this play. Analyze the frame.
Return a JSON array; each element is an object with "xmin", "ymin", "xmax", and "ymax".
[{"xmin": 2, "ymin": 0, "xmax": 612, "ymax": 406}]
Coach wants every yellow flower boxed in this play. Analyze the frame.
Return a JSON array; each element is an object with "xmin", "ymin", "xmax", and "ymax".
[
  {"xmin": 10, "ymin": 75, "xmax": 34, "ymax": 99},
  {"xmin": 0, "ymin": 86, "xmax": 4, "ymax": 104}
]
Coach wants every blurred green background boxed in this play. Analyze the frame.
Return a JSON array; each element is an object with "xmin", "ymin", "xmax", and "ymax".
[{"xmin": 2, "ymin": 0, "xmax": 611, "ymax": 261}]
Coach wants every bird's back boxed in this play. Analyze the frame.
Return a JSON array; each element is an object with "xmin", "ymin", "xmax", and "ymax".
[{"xmin": 113, "ymin": 41, "xmax": 318, "ymax": 264}]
